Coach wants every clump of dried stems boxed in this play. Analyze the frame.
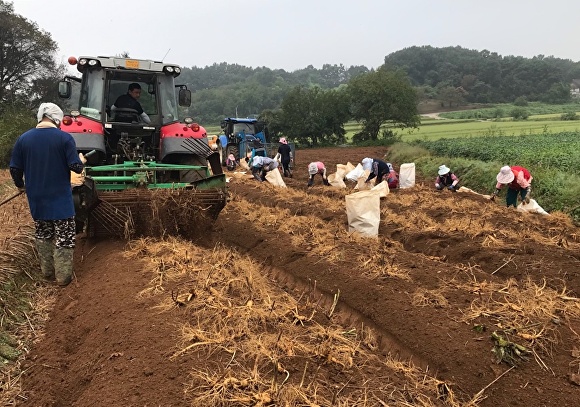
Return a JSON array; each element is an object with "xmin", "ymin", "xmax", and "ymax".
[{"xmin": 126, "ymin": 236, "xmax": 478, "ymax": 406}]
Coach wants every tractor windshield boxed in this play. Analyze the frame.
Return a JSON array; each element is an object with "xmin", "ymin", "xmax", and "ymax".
[
  {"xmin": 233, "ymin": 123, "xmax": 255, "ymax": 136},
  {"xmin": 157, "ymin": 75, "xmax": 179, "ymax": 124}
]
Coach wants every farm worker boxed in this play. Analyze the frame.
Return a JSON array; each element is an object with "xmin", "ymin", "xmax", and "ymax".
[
  {"xmin": 435, "ymin": 165, "xmax": 460, "ymax": 191},
  {"xmin": 250, "ymin": 155, "xmax": 278, "ymax": 182},
  {"xmin": 226, "ymin": 153, "xmax": 237, "ymax": 171},
  {"xmin": 112, "ymin": 82, "xmax": 151, "ymax": 124},
  {"xmin": 362, "ymin": 158, "xmax": 395, "ymax": 186},
  {"xmin": 491, "ymin": 165, "xmax": 533, "ymax": 207},
  {"xmin": 9, "ymin": 103, "xmax": 86, "ymax": 286},
  {"xmin": 277, "ymin": 137, "xmax": 293, "ymax": 177},
  {"xmin": 307, "ymin": 162, "xmax": 330, "ymax": 187},
  {"xmin": 385, "ymin": 168, "xmax": 399, "ymax": 189}
]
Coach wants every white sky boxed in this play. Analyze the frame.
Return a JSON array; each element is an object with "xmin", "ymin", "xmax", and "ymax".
[{"xmin": 9, "ymin": 0, "xmax": 580, "ymax": 72}]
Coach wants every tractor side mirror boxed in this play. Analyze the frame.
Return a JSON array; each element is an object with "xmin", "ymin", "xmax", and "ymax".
[
  {"xmin": 58, "ymin": 81, "xmax": 72, "ymax": 99},
  {"xmin": 178, "ymin": 88, "xmax": 191, "ymax": 107},
  {"xmin": 147, "ymin": 83, "xmax": 155, "ymax": 95}
]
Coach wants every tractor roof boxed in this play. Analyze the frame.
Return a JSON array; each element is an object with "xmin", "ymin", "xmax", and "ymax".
[
  {"xmin": 76, "ymin": 56, "xmax": 182, "ymax": 76},
  {"xmin": 223, "ymin": 117, "xmax": 258, "ymax": 124}
]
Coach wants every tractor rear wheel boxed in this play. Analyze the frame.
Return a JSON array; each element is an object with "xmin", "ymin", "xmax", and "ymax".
[
  {"xmin": 162, "ymin": 154, "xmax": 208, "ymax": 183},
  {"xmin": 179, "ymin": 155, "xmax": 208, "ymax": 183}
]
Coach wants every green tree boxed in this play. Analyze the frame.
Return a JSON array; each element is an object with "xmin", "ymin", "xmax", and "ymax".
[
  {"xmin": 275, "ymin": 86, "xmax": 350, "ymax": 146},
  {"xmin": 348, "ymin": 68, "xmax": 419, "ymax": 141},
  {"xmin": 0, "ymin": 1, "xmax": 64, "ymax": 112}
]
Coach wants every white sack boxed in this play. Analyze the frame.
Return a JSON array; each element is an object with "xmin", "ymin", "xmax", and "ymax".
[
  {"xmin": 265, "ymin": 168, "xmax": 287, "ymax": 187},
  {"xmin": 517, "ymin": 199, "xmax": 549, "ymax": 215},
  {"xmin": 399, "ymin": 163, "xmax": 416, "ymax": 189},
  {"xmin": 371, "ymin": 180, "xmax": 390, "ymax": 198},
  {"xmin": 345, "ymin": 162, "xmax": 355, "ymax": 174},
  {"xmin": 239, "ymin": 159, "xmax": 250, "ymax": 170},
  {"xmin": 457, "ymin": 186, "xmax": 492, "ymax": 199},
  {"xmin": 354, "ymin": 169, "xmax": 371, "ymax": 190},
  {"xmin": 345, "ymin": 190, "xmax": 381, "ymax": 236},
  {"xmin": 328, "ymin": 167, "xmax": 347, "ymax": 188},
  {"xmin": 346, "ymin": 163, "xmax": 364, "ymax": 182}
]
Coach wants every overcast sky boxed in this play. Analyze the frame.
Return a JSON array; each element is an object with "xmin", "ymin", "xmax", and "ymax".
[{"xmin": 9, "ymin": 0, "xmax": 580, "ymax": 71}]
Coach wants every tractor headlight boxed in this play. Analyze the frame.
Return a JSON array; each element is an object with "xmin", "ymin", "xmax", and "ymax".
[
  {"xmin": 165, "ymin": 66, "xmax": 174, "ymax": 73},
  {"xmin": 174, "ymin": 67, "xmax": 181, "ymax": 74}
]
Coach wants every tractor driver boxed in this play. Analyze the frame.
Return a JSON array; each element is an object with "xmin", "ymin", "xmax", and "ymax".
[{"xmin": 112, "ymin": 83, "xmax": 151, "ymax": 124}]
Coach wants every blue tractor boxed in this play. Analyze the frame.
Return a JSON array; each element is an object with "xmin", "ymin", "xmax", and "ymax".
[{"xmin": 217, "ymin": 118, "xmax": 267, "ymax": 169}]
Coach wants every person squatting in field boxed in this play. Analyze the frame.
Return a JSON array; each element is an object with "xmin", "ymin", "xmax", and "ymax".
[
  {"xmin": 491, "ymin": 165, "xmax": 533, "ymax": 207},
  {"xmin": 277, "ymin": 137, "xmax": 293, "ymax": 177},
  {"xmin": 307, "ymin": 161, "xmax": 330, "ymax": 187},
  {"xmin": 362, "ymin": 157, "xmax": 399, "ymax": 189},
  {"xmin": 9, "ymin": 103, "xmax": 86, "ymax": 286},
  {"xmin": 435, "ymin": 165, "xmax": 460, "ymax": 192},
  {"xmin": 250, "ymin": 155, "xmax": 278, "ymax": 182}
]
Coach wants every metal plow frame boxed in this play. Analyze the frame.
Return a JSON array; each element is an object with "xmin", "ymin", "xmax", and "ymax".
[{"xmin": 79, "ymin": 161, "xmax": 227, "ymax": 238}]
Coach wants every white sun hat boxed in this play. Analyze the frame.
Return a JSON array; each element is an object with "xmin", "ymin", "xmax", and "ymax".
[
  {"xmin": 438, "ymin": 165, "xmax": 450, "ymax": 176},
  {"xmin": 496, "ymin": 165, "xmax": 514, "ymax": 184},
  {"xmin": 37, "ymin": 102, "xmax": 64, "ymax": 125},
  {"xmin": 308, "ymin": 162, "xmax": 318, "ymax": 175},
  {"xmin": 361, "ymin": 157, "xmax": 373, "ymax": 171}
]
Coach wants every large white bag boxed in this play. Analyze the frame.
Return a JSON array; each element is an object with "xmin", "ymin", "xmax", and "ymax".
[
  {"xmin": 371, "ymin": 180, "xmax": 390, "ymax": 197},
  {"xmin": 345, "ymin": 190, "xmax": 381, "ymax": 237},
  {"xmin": 345, "ymin": 163, "xmax": 364, "ymax": 182},
  {"xmin": 399, "ymin": 163, "xmax": 416, "ymax": 189},
  {"xmin": 517, "ymin": 199, "xmax": 549, "ymax": 215},
  {"xmin": 328, "ymin": 166, "xmax": 347, "ymax": 188},
  {"xmin": 265, "ymin": 168, "xmax": 287, "ymax": 187}
]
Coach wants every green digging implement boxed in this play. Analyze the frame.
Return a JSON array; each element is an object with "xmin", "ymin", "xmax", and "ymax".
[{"xmin": 74, "ymin": 160, "xmax": 227, "ymax": 238}]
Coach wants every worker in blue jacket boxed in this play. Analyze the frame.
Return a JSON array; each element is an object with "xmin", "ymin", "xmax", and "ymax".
[{"xmin": 10, "ymin": 103, "xmax": 86, "ymax": 286}]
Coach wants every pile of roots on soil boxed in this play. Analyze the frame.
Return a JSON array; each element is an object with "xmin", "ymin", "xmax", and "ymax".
[
  {"xmin": 125, "ymin": 237, "xmax": 470, "ymax": 406},
  {"xmin": 90, "ymin": 188, "xmax": 226, "ymax": 239}
]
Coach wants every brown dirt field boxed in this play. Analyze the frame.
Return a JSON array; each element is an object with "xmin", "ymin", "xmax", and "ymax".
[{"xmin": 2, "ymin": 146, "xmax": 580, "ymax": 406}]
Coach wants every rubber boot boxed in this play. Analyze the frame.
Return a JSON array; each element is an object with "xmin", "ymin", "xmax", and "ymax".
[
  {"xmin": 54, "ymin": 247, "xmax": 74, "ymax": 286},
  {"xmin": 35, "ymin": 238, "xmax": 55, "ymax": 280}
]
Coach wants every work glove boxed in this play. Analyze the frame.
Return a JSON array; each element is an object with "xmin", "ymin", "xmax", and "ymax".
[
  {"xmin": 447, "ymin": 185, "xmax": 455, "ymax": 192},
  {"xmin": 79, "ymin": 152, "xmax": 87, "ymax": 164},
  {"xmin": 523, "ymin": 195, "xmax": 531, "ymax": 204},
  {"xmin": 323, "ymin": 179, "xmax": 330, "ymax": 186}
]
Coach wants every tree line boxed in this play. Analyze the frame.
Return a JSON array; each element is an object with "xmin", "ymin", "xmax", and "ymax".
[{"xmin": 3, "ymin": 0, "xmax": 580, "ymax": 152}]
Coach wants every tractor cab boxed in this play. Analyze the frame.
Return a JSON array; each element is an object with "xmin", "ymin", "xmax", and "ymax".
[{"xmin": 58, "ymin": 56, "xmax": 194, "ymax": 163}]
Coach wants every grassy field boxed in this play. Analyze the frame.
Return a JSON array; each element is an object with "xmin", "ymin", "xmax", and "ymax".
[
  {"xmin": 401, "ymin": 118, "xmax": 580, "ymax": 141},
  {"xmin": 201, "ymin": 103, "xmax": 580, "ymax": 142}
]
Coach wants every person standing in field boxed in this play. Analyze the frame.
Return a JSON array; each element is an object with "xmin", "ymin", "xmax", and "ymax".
[
  {"xmin": 435, "ymin": 165, "xmax": 460, "ymax": 191},
  {"xmin": 9, "ymin": 103, "xmax": 86, "ymax": 286},
  {"xmin": 307, "ymin": 161, "xmax": 330, "ymax": 187},
  {"xmin": 491, "ymin": 165, "xmax": 533, "ymax": 207},
  {"xmin": 277, "ymin": 137, "xmax": 293, "ymax": 177}
]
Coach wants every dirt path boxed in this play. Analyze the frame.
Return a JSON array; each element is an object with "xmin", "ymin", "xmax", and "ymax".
[{"xmin": 9, "ymin": 146, "xmax": 580, "ymax": 406}]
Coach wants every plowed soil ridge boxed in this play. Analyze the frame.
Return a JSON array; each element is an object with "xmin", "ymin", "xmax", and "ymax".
[{"xmin": 6, "ymin": 147, "xmax": 580, "ymax": 406}]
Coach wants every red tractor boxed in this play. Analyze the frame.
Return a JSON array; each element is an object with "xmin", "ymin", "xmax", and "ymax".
[{"xmin": 58, "ymin": 55, "xmax": 226, "ymax": 236}]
